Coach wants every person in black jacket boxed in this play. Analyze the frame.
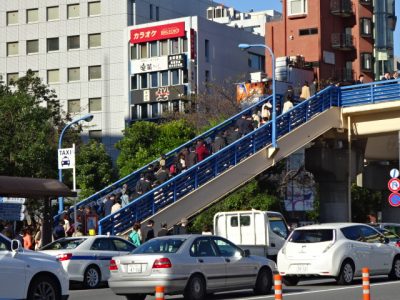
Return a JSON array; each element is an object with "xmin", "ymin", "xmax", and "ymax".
[
  {"xmin": 142, "ymin": 219, "xmax": 155, "ymax": 242},
  {"xmin": 157, "ymin": 222, "xmax": 169, "ymax": 237}
]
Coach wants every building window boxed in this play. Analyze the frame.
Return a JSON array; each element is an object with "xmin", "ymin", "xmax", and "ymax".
[
  {"xmin": 160, "ymin": 71, "xmax": 168, "ymax": 86},
  {"xmin": 140, "ymin": 44, "xmax": 148, "ymax": 58},
  {"xmin": 131, "ymin": 105, "xmax": 138, "ymax": 120},
  {"xmin": 141, "ymin": 104, "xmax": 148, "ymax": 119},
  {"xmin": 150, "ymin": 72, "xmax": 158, "ymax": 88},
  {"xmin": 68, "ymin": 99, "xmax": 81, "ymax": 113},
  {"xmin": 7, "ymin": 42, "xmax": 18, "ymax": 56},
  {"xmin": 150, "ymin": 41, "xmax": 158, "ymax": 57},
  {"xmin": 27, "ymin": 9, "xmax": 39, "ymax": 23},
  {"xmin": 140, "ymin": 74, "xmax": 148, "ymax": 89},
  {"xmin": 205, "ymin": 39, "xmax": 210, "ymax": 62},
  {"xmin": 68, "ymin": 67, "xmax": 80, "ymax": 82},
  {"xmin": 288, "ymin": 0, "xmax": 307, "ymax": 16},
  {"xmin": 89, "ymin": 66, "xmax": 101, "ymax": 80},
  {"xmin": 89, "ymin": 98, "xmax": 102, "ymax": 112},
  {"xmin": 151, "ymin": 103, "xmax": 159, "ymax": 118},
  {"xmin": 67, "ymin": 36, "xmax": 80, "ymax": 50},
  {"xmin": 47, "ymin": 37, "xmax": 59, "ymax": 52},
  {"xmin": 47, "ymin": 69, "xmax": 59, "ymax": 83},
  {"xmin": 183, "ymin": 38, "xmax": 188, "ymax": 52},
  {"xmin": 150, "ymin": 4, "xmax": 153, "ymax": 19},
  {"xmin": 47, "ymin": 6, "xmax": 59, "ymax": 21},
  {"xmin": 361, "ymin": 53, "xmax": 372, "ymax": 71},
  {"xmin": 161, "ymin": 102, "xmax": 169, "ymax": 114},
  {"xmin": 7, "ymin": 73, "xmax": 19, "ymax": 84},
  {"xmin": 67, "ymin": 4, "xmax": 80, "ymax": 19},
  {"xmin": 89, "ymin": 130, "xmax": 102, "ymax": 142},
  {"xmin": 360, "ymin": 18, "xmax": 372, "ymax": 36},
  {"xmin": 131, "ymin": 75, "xmax": 138, "ymax": 90},
  {"xmin": 131, "ymin": 45, "xmax": 138, "ymax": 59},
  {"xmin": 299, "ymin": 28, "xmax": 318, "ymax": 36},
  {"xmin": 26, "ymin": 40, "xmax": 39, "ymax": 54},
  {"xmin": 171, "ymin": 38, "xmax": 179, "ymax": 54},
  {"xmin": 160, "ymin": 40, "xmax": 168, "ymax": 56},
  {"xmin": 88, "ymin": 33, "xmax": 101, "ymax": 48},
  {"xmin": 7, "ymin": 11, "xmax": 18, "ymax": 25},
  {"xmin": 171, "ymin": 70, "xmax": 179, "ymax": 85},
  {"xmin": 248, "ymin": 53, "xmax": 264, "ymax": 70},
  {"xmin": 156, "ymin": 6, "xmax": 160, "ymax": 20},
  {"xmin": 88, "ymin": 1, "xmax": 101, "ymax": 16}
]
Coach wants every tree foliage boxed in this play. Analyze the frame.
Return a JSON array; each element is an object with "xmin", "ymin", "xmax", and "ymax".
[
  {"xmin": 76, "ymin": 140, "xmax": 115, "ymax": 199},
  {"xmin": 190, "ymin": 179, "xmax": 281, "ymax": 233},
  {"xmin": 116, "ymin": 119, "xmax": 196, "ymax": 177},
  {"xmin": 0, "ymin": 70, "xmax": 78, "ymax": 178}
]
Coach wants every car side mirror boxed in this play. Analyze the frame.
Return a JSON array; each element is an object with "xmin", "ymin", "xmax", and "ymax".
[
  {"xmin": 11, "ymin": 240, "xmax": 22, "ymax": 255},
  {"xmin": 243, "ymin": 249, "xmax": 250, "ymax": 257}
]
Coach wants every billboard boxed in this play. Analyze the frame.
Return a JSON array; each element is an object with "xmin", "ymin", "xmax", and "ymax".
[
  {"xmin": 236, "ymin": 82, "xmax": 270, "ymax": 103},
  {"xmin": 131, "ymin": 85, "xmax": 186, "ymax": 104},
  {"xmin": 130, "ymin": 22, "xmax": 186, "ymax": 44}
]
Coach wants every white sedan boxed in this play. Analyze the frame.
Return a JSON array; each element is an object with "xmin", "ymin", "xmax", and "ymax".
[
  {"xmin": 40, "ymin": 235, "xmax": 135, "ymax": 288},
  {"xmin": 0, "ymin": 233, "xmax": 69, "ymax": 300},
  {"xmin": 277, "ymin": 223, "xmax": 400, "ymax": 286}
]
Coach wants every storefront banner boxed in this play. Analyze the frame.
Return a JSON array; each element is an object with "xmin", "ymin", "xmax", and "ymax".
[{"xmin": 130, "ymin": 22, "xmax": 186, "ymax": 44}]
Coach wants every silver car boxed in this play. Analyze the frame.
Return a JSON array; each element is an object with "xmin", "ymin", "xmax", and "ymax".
[{"xmin": 108, "ymin": 235, "xmax": 276, "ymax": 300}]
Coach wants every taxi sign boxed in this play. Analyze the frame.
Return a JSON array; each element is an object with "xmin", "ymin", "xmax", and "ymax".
[
  {"xmin": 58, "ymin": 147, "xmax": 75, "ymax": 170},
  {"xmin": 388, "ymin": 178, "xmax": 400, "ymax": 193},
  {"xmin": 388, "ymin": 193, "xmax": 400, "ymax": 207}
]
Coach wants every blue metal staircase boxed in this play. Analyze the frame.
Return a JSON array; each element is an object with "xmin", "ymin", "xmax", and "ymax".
[{"xmin": 59, "ymin": 79, "xmax": 400, "ymax": 235}]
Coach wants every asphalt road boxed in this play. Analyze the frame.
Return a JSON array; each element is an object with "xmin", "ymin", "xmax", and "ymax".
[{"xmin": 69, "ymin": 277, "xmax": 400, "ymax": 300}]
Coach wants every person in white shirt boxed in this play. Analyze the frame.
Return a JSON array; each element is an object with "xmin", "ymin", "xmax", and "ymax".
[{"xmin": 282, "ymin": 99, "xmax": 294, "ymax": 114}]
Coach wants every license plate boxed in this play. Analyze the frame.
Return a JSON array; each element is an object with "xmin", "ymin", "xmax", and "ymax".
[
  {"xmin": 295, "ymin": 264, "xmax": 308, "ymax": 273},
  {"xmin": 127, "ymin": 264, "xmax": 142, "ymax": 273}
]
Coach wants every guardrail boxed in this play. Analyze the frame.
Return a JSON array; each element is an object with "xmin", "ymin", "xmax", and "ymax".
[
  {"xmin": 99, "ymin": 86, "xmax": 340, "ymax": 235},
  {"xmin": 55, "ymin": 94, "xmax": 278, "ymax": 221},
  {"xmin": 340, "ymin": 78, "xmax": 400, "ymax": 106}
]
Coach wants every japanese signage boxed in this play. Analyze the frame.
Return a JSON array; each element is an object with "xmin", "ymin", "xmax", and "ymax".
[
  {"xmin": 58, "ymin": 147, "xmax": 75, "ymax": 170},
  {"xmin": 131, "ymin": 56, "xmax": 169, "ymax": 74},
  {"xmin": 0, "ymin": 203, "xmax": 25, "ymax": 221},
  {"xmin": 190, "ymin": 28, "xmax": 197, "ymax": 59},
  {"xmin": 130, "ymin": 22, "xmax": 186, "ymax": 44},
  {"xmin": 0, "ymin": 197, "xmax": 26, "ymax": 204},
  {"xmin": 131, "ymin": 85, "xmax": 186, "ymax": 104},
  {"xmin": 168, "ymin": 54, "xmax": 187, "ymax": 69}
]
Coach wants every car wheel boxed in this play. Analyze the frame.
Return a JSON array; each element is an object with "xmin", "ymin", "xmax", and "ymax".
[
  {"xmin": 389, "ymin": 256, "xmax": 400, "ymax": 280},
  {"xmin": 336, "ymin": 260, "xmax": 354, "ymax": 285},
  {"xmin": 125, "ymin": 294, "xmax": 146, "ymax": 300},
  {"xmin": 184, "ymin": 275, "xmax": 206, "ymax": 300},
  {"xmin": 83, "ymin": 265, "xmax": 101, "ymax": 289},
  {"xmin": 254, "ymin": 267, "xmax": 272, "ymax": 295},
  {"xmin": 282, "ymin": 276, "xmax": 300, "ymax": 286},
  {"xmin": 27, "ymin": 275, "xmax": 60, "ymax": 300}
]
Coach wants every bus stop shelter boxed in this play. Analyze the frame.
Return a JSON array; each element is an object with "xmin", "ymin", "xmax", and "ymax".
[{"xmin": 0, "ymin": 176, "xmax": 76, "ymax": 245}]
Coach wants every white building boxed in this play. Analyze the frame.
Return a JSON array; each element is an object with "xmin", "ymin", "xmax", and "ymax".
[
  {"xmin": 127, "ymin": 16, "xmax": 265, "ymax": 121},
  {"xmin": 207, "ymin": 5, "xmax": 281, "ymax": 36},
  {"xmin": 0, "ymin": 0, "xmax": 264, "ymax": 159}
]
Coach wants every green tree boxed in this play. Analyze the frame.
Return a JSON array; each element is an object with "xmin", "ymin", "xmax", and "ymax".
[
  {"xmin": 76, "ymin": 140, "xmax": 115, "ymax": 199},
  {"xmin": 0, "ymin": 70, "xmax": 77, "ymax": 178},
  {"xmin": 116, "ymin": 119, "xmax": 196, "ymax": 177},
  {"xmin": 190, "ymin": 179, "xmax": 280, "ymax": 233}
]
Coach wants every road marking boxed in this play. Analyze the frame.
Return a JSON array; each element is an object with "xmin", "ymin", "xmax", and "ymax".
[{"xmin": 218, "ymin": 280, "xmax": 400, "ymax": 300}]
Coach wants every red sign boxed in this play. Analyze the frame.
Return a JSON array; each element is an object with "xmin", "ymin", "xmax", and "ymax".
[
  {"xmin": 388, "ymin": 193, "xmax": 400, "ymax": 207},
  {"xmin": 388, "ymin": 178, "xmax": 400, "ymax": 193},
  {"xmin": 130, "ymin": 22, "xmax": 185, "ymax": 44}
]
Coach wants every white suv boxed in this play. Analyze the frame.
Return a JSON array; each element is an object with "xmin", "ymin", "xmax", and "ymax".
[
  {"xmin": 277, "ymin": 223, "xmax": 400, "ymax": 285},
  {"xmin": 0, "ymin": 233, "xmax": 69, "ymax": 300}
]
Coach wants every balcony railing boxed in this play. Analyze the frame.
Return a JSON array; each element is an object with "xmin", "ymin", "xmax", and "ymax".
[
  {"xmin": 330, "ymin": 0, "xmax": 354, "ymax": 17},
  {"xmin": 331, "ymin": 33, "xmax": 354, "ymax": 50}
]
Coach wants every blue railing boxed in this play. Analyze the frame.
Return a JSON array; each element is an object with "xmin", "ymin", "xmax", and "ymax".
[
  {"xmin": 340, "ymin": 78, "xmax": 400, "ymax": 106},
  {"xmin": 99, "ymin": 85, "xmax": 340, "ymax": 235},
  {"xmin": 55, "ymin": 94, "xmax": 280, "ymax": 221}
]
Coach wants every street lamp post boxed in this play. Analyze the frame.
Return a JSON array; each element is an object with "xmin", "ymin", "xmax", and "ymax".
[
  {"xmin": 238, "ymin": 43, "xmax": 278, "ymax": 157},
  {"xmin": 58, "ymin": 113, "xmax": 94, "ymax": 214}
]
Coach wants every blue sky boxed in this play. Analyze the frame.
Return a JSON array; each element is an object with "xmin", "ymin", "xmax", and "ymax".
[{"xmin": 222, "ymin": 0, "xmax": 399, "ymax": 58}]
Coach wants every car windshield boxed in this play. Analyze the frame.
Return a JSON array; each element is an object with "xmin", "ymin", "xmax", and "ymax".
[
  {"xmin": 289, "ymin": 229, "xmax": 334, "ymax": 243},
  {"xmin": 40, "ymin": 238, "xmax": 86, "ymax": 250},
  {"xmin": 376, "ymin": 228, "xmax": 399, "ymax": 241},
  {"xmin": 0, "ymin": 234, "xmax": 11, "ymax": 251},
  {"xmin": 133, "ymin": 238, "xmax": 186, "ymax": 254}
]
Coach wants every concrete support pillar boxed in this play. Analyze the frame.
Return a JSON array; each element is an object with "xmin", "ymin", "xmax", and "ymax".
[{"xmin": 305, "ymin": 139, "xmax": 366, "ymax": 222}]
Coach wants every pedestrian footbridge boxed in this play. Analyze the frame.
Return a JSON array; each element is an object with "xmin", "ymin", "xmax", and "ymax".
[{"xmin": 58, "ymin": 80, "xmax": 400, "ymax": 235}]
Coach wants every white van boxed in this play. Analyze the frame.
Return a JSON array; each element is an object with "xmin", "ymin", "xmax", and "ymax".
[{"xmin": 214, "ymin": 210, "xmax": 289, "ymax": 260}]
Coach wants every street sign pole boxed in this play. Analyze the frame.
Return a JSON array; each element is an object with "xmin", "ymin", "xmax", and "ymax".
[{"xmin": 72, "ymin": 143, "xmax": 77, "ymax": 227}]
